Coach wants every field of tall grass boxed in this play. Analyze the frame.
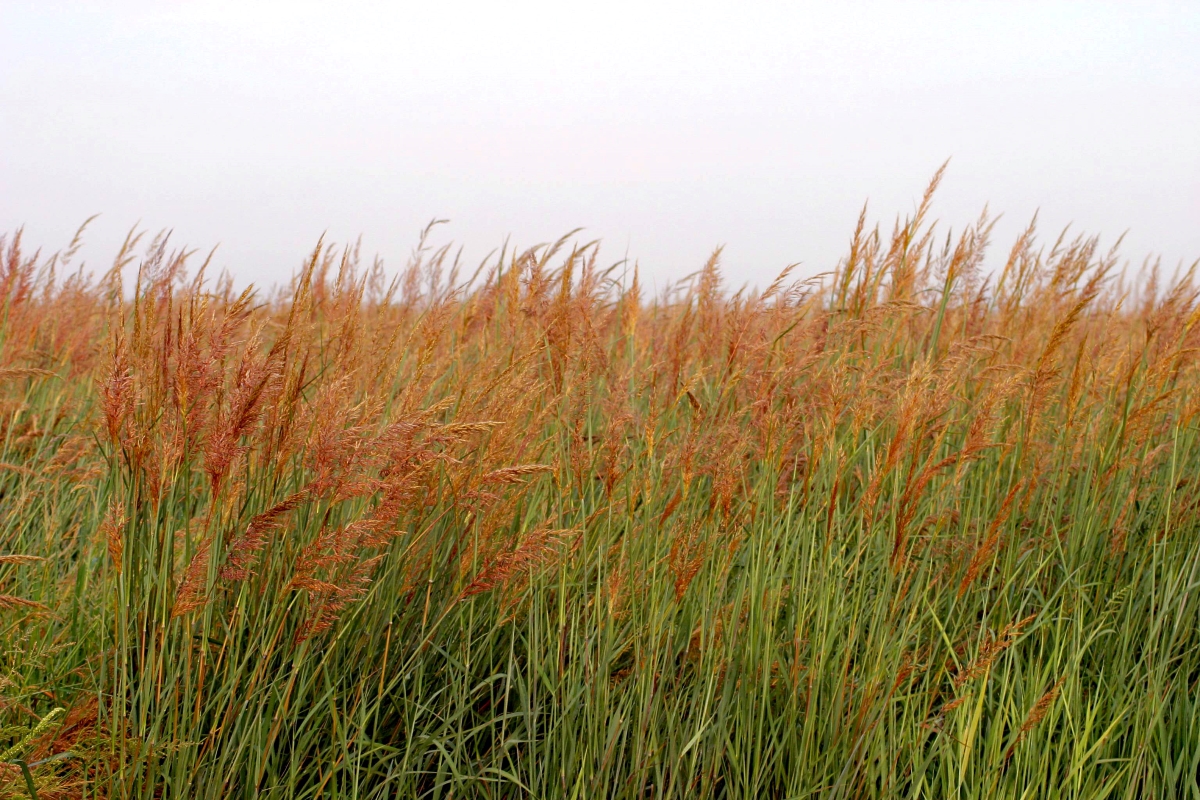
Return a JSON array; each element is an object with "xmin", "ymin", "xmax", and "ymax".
[{"xmin": 2, "ymin": 176, "xmax": 1200, "ymax": 797}]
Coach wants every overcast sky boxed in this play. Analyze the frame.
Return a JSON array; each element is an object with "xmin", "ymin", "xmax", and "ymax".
[{"xmin": 2, "ymin": 1, "xmax": 1197, "ymax": 291}]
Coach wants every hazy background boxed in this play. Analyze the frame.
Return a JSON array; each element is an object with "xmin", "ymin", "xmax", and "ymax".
[{"xmin": 2, "ymin": 1, "xmax": 1197, "ymax": 291}]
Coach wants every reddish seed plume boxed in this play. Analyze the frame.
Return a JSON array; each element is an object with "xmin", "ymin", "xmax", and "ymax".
[
  {"xmin": 669, "ymin": 521, "xmax": 707, "ymax": 601},
  {"xmin": 172, "ymin": 538, "xmax": 212, "ymax": 618},
  {"xmin": 461, "ymin": 528, "xmax": 578, "ymax": 599},
  {"xmin": 220, "ymin": 490, "xmax": 309, "ymax": 582},
  {"xmin": 101, "ymin": 501, "xmax": 127, "ymax": 572},
  {"xmin": 953, "ymin": 614, "xmax": 1036, "ymax": 687},
  {"xmin": 99, "ymin": 342, "xmax": 134, "ymax": 445},
  {"xmin": 1004, "ymin": 678, "xmax": 1065, "ymax": 761},
  {"xmin": 0, "ymin": 594, "xmax": 47, "ymax": 612}
]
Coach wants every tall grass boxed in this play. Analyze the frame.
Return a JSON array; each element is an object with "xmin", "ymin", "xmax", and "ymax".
[{"xmin": 2, "ymin": 179, "xmax": 1200, "ymax": 797}]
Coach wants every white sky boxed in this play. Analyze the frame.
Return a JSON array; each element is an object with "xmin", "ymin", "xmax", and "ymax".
[{"xmin": 2, "ymin": 1, "xmax": 1198, "ymax": 291}]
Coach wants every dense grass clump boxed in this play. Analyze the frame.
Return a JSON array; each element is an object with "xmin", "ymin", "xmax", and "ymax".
[{"xmin": 2, "ymin": 181, "xmax": 1200, "ymax": 797}]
